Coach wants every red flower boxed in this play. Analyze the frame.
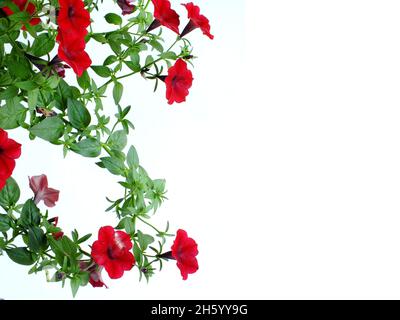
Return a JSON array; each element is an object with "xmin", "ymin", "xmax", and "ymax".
[
  {"xmin": 56, "ymin": 0, "xmax": 91, "ymax": 76},
  {"xmin": 91, "ymin": 226, "xmax": 135, "ymax": 279},
  {"xmin": 148, "ymin": 0, "xmax": 180, "ymax": 34},
  {"xmin": 2, "ymin": 0, "xmax": 41, "ymax": 30},
  {"xmin": 164, "ymin": 59, "xmax": 193, "ymax": 105},
  {"xmin": 117, "ymin": 0, "xmax": 136, "ymax": 15},
  {"xmin": 57, "ymin": 31, "xmax": 92, "ymax": 77},
  {"xmin": 181, "ymin": 2, "xmax": 214, "ymax": 40},
  {"xmin": 0, "ymin": 129, "xmax": 21, "ymax": 190},
  {"xmin": 57, "ymin": 0, "xmax": 90, "ymax": 32},
  {"xmin": 171, "ymin": 229, "xmax": 199, "ymax": 280},
  {"xmin": 29, "ymin": 174, "xmax": 60, "ymax": 207}
]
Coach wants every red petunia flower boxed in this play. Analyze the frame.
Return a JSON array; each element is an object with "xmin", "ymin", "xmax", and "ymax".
[
  {"xmin": 170, "ymin": 229, "xmax": 199, "ymax": 280},
  {"xmin": 0, "ymin": 129, "xmax": 21, "ymax": 190},
  {"xmin": 117, "ymin": 0, "xmax": 136, "ymax": 15},
  {"xmin": 164, "ymin": 59, "xmax": 193, "ymax": 105},
  {"xmin": 56, "ymin": 0, "xmax": 91, "ymax": 76},
  {"xmin": 181, "ymin": 2, "xmax": 214, "ymax": 40},
  {"xmin": 2, "ymin": 0, "xmax": 41, "ymax": 30},
  {"xmin": 29, "ymin": 174, "xmax": 60, "ymax": 207},
  {"xmin": 57, "ymin": 31, "xmax": 92, "ymax": 77},
  {"xmin": 147, "ymin": 0, "xmax": 180, "ymax": 34},
  {"xmin": 57, "ymin": 0, "xmax": 90, "ymax": 32},
  {"xmin": 91, "ymin": 226, "xmax": 135, "ymax": 279}
]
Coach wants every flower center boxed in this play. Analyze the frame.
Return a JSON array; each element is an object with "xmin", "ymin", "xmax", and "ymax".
[
  {"xmin": 107, "ymin": 246, "xmax": 115, "ymax": 260},
  {"xmin": 0, "ymin": 147, "xmax": 3, "ymax": 155},
  {"xmin": 68, "ymin": 6, "xmax": 75, "ymax": 18}
]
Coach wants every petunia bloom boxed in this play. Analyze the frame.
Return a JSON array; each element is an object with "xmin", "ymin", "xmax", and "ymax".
[
  {"xmin": 91, "ymin": 226, "xmax": 135, "ymax": 279},
  {"xmin": 2, "ymin": 0, "xmax": 41, "ymax": 30},
  {"xmin": 57, "ymin": 0, "xmax": 90, "ymax": 33},
  {"xmin": 56, "ymin": 0, "xmax": 91, "ymax": 76},
  {"xmin": 29, "ymin": 174, "xmax": 60, "ymax": 207},
  {"xmin": 57, "ymin": 31, "xmax": 92, "ymax": 77},
  {"xmin": 0, "ymin": 129, "xmax": 21, "ymax": 190},
  {"xmin": 117, "ymin": 0, "xmax": 136, "ymax": 15},
  {"xmin": 164, "ymin": 59, "xmax": 193, "ymax": 105},
  {"xmin": 147, "ymin": 0, "xmax": 180, "ymax": 34},
  {"xmin": 181, "ymin": 2, "xmax": 214, "ymax": 40},
  {"xmin": 169, "ymin": 229, "xmax": 199, "ymax": 280}
]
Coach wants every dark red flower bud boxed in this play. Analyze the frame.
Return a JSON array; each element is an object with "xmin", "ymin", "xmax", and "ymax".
[{"xmin": 117, "ymin": 0, "xmax": 136, "ymax": 15}]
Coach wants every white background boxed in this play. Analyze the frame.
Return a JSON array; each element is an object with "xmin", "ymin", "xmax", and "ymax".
[{"xmin": 2, "ymin": 0, "xmax": 400, "ymax": 299}]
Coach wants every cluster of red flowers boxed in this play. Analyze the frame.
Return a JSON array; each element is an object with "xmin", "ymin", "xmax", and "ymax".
[
  {"xmin": 2, "ymin": 0, "xmax": 41, "ymax": 30},
  {"xmin": 145, "ymin": 1, "xmax": 213, "ymax": 104},
  {"xmin": 0, "ymin": 129, "xmax": 21, "ymax": 190},
  {"xmin": 56, "ymin": 0, "xmax": 92, "ymax": 76}
]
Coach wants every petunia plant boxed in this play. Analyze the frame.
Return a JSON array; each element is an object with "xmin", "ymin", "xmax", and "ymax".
[{"xmin": 0, "ymin": 0, "xmax": 212, "ymax": 296}]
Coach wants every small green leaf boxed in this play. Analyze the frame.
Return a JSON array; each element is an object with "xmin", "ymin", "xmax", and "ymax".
[
  {"xmin": 100, "ymin": 156, "xmax": 125, "ymax": 175},
  {"xmin": 29, "ymin": 117, "xmax": 64, "ymax": 142},
  {"xmin": 0, "ymin": 214, "xmax": 11, "ymax": 232},
  {"xmin": 67, "ymin": 98, "xmax": 91, "ymax": 130},
  {"xmin": 28, "ymin": 226, "xmax": 48, "ymax": 253},
  {"xmin": 71, "ymin": 138, "xmax": 101, "ymax": 158},
  {"xmin": 0, "ymin": 97, "xmax": 27, "ymax": 129},
  {"xmin": 0, "ymin": 86, "xmax": 18, "ymax": 100},
  {"xmin": 91, "ymin": 65, "xmax": 112, "ymax": 78},
  {"xmin": 77, "ymin": 71, "xmax": 91, "ymax": 90},
  {"xmin": 70, "ymin": 276, "xmax": 80, "ymax": 298},
  {"xmin": 137, "ymin": 230, "xmax": 154, "ymax": 251},
  {"xmin": 31, "ymin": 33, "xmax": 55, "ymax": 57},
  {"xmin": 105, "ymin": 13, "xmax": 122, "ymax": 25},
  {"xmin": 113, "ymin": 81, "xmax": 123, "ymax": 105},
  {"xmin": 109, "ymin": 130, "xmax": 127, "ymax": 151},
  {"xmin": 127, "ymin": 145, "xmax": 139, "ymax": 168},
  {"xmin": 0, "ymin": 177, "xmax": 20, "ymax": 209},
  {"xmin": 6, "ymin": 247, "xmax": 35, "ymax": 265},
  {"xmin": 20, "ymin": 199, "xmax": 41, "ymax": 228}
]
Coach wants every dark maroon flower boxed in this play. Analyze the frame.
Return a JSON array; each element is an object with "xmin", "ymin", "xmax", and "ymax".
[
  {"xmin": 181, "ymin": 2, "xmax": 214, "ymax": 40},
  {"xmin": 117, "ymin": 0, "xmax": 136, "ymax": 15}
]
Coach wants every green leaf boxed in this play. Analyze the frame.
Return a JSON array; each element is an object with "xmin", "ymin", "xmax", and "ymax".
[
  {"xmin": 71, "ymin": 138, "xmax": 101, "ymax": 158},
  {"xmin": 15, "ymin": 80, "xmax": 37, "ymax": 91},
  {"xmin": 109, "ymin": 130, "xmax": 127, "ymax": 151},
  {"xmin": 0, "ymin": 214, "xmax": 11, "ymax": 232},
  {"xmin": 70, "ymin": 276, "xmax": 80, "ymax": 298},
  {"xmin": 29, "ymin": 117, "xmax": 64, "ymax": 142},
  {"xmin": 67, "ymin": 99, "xmax": 91, "ymax": 130},
  {"xmin": 20, "ymin": 199, "xmax": 41, "ymax": 228},
  {"xmin": 77, "ymin": 71, "xmax": 90, "ymax": 90},
  {"xmin": 137, "ymin": 230, "xmax": 154, "ymax": 251},
  {"xmin": 100, "ymin": 156, "xmax": 126, "ymax": 175},
  {"xmin": 0, "ymin": 177, "xmax": 20, "ymax": 209},
  {"xmin": 160, "ymin": 51, "xmax": 178, "ymax": 60},
  {"xmin": 6, "ymin": 247, "xmax": 35, "ymax": 265},
  {"xmin": 0, "ymin": 97, "xmax": 27, "ymax": 129},
  {"xmin": 113, "ymin": 81, "xmax": 123, "ymax": 105},
  {"xmin": 91, "ymin": 65, "xmax": 112, "ymax": 78},
  {"xmin": 31, "ymin": 33, "xmax": 55, "ymax": 57},
  {"xmin": 105, "ymin": 13, "xmax": 122, "ymax": 25},
  {"xmin": 60, "ymin": 236, "xmax": 78, "ymax": 257},
  {"xmin": 127, "ymin": 145, "xmax": 139, "ymax": 168},
  {"xmin": 28, "ymin": 89, "xmax": 39, "ymax": 110},
  {"xmin": 28, "ymin": 226, "xmax": 48, "ymax": 253},
  {"xmin": 0, "ymin": 85, "xmax": 18, "ymax": 100}
]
